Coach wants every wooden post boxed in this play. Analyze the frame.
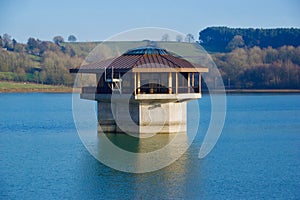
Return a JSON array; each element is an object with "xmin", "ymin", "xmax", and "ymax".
[{"xmin": 168, "ymin": 72, "xmax": 172, "ymax": 94}]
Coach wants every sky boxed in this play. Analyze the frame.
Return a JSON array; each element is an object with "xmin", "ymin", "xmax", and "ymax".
[{"xmin": 0, "ymin": 0, "xmax": 299, "ymax": 43}]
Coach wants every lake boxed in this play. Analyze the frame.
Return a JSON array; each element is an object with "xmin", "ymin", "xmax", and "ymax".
[{"xmin": 0, "ymin": 93, "xmax": 299, "ymax": 199}]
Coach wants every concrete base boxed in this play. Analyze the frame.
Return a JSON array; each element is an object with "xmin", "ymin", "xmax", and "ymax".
[{"xmin": 97, "ymin": 98, "xmax": 187, "ymax": 134}]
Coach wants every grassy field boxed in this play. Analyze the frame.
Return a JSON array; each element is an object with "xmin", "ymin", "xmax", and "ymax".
[
  {"xmin": 0, "ymin": 81, "xmax": 72, "ymax": 92},
  {"xmin": 65, "ymin": 41, "xmax": 207, "ymax": 63}
]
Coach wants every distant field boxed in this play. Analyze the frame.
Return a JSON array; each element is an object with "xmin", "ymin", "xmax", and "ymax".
[
  {"xmin": 0, "ymin": 81, "xmax": 72, "ymax": 92},
  {"xmin": 65, "ymin": 41, "xmax": 207, "ymax": 64}
]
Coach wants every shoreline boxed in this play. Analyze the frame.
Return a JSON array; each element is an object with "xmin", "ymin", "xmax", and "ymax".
[
  {"xmin": 205, "ymin": 89, "xmax": 300, "ymax": 94},
  {"xmin": 1, "ymin": 88, "xmax": 300, "ymax": 93},
  {"xmin": 0, "ymin": 81, "xmax": 78, "ymax": 93},
  {"xmin": 0, "ymin": 88, "xmax": 74, "ymax": 93}
]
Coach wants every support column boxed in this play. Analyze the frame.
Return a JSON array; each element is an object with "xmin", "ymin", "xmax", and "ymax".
[
  {"xmin": 80, "ymin": 73, "xmax": 83, "ymax": 88},
  {"xmin": 198, "ymin": 73, "xmax": 201, "ymax": 93},
  {"xmin": 134, "ymin": 72, "xmax": 136, "ymax": 95},
  {"xmin": 175, "ymin": 72, "xmax": 178, "ymax": 94},
  {"xmin": 168, "ymin": 72, "xmax": 172, "ymax": 94},
  {"xmin": 187, "ymin": 72, "xmax": 190, "ymax": 93},
  {"xmin": 137, "ymin": 72, "xmax": 141, "ymax": 94},
  {"xmin": 192, "ymin": 73, "xmax": 195, "ymax": 87}
]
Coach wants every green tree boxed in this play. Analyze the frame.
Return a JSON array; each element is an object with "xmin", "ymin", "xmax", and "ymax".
[
  {"xmin": 12, "ymin": 39, "xmax": 17, "ymax": 50},
  {"xmin": 38, "ymin": 41, "xmax": 48, "ymax": 54},
  {"xmin": 26, "ymin": 37, "xmax": 39, "ymax": 54},
  {"xmin": 0, "ymin": 36, "xmax": 3, "ymax": 47},
  {"xmin": 68, "ymin": 35, "xmax": 77, "ymax": 42},
  {"xmin": 53, "ymin": 36, "xmax": 64, "ymax": 45},
  {"xmin": 199, "ymin": 27, "xmax": 300, "ymax": 52}
]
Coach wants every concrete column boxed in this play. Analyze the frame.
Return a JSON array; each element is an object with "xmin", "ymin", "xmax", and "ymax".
[
  {"xmin": 175, "ymin": 72, "xmax": 178, "ymax": 94},
  {"xmin": 80, "ymin": 73, "xmax": 83, "ymax": 88},
  {"xmin": 187, "ymin": 72, "xmax": 190, "ymax": 93},
  {"xmin": 198, "ymin": 73, "xmax": 201, "ymax": 93},
  {"xmin": 139, "ymin": 102, "xmax": 187, "ymax": 134},
  {"xmin": 97, "ymin": 101, "xmax": 116, "ymax": 133},
  {"xmin": 137, "ymin": 72, "xmax": 141, "ymax": 94},
  {"xmin": 134, "ymin": 72, "xmax": 136, "ymax": 95},
  {"xmin": 192, "ymin": 73, "xmax": 195, "ymax": 87},
  {"xmin": 168, "ymin": 72, "xmax": 172, "ymax": 94}
]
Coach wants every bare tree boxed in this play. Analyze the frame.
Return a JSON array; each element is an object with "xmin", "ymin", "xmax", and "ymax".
[
  {"xmin": 185, "ymin": 33, "xmax": 194, "ymax": 43},
  {"xmin": 3, "ymin": 33, "xmax": 12, "ymax": 49},
  {"xmin": 161, "ymin": 34, "xmax": 170, "ymax": 41},
  {"xmin": 226, "ymin": 35, "xmax": 245, "ymax": 51},
  {"xmin": 176, "ymin": 35, "xmax": 183, "ymax": 42}
]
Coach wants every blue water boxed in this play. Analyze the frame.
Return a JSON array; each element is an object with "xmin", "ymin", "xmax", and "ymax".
[{"xmin": 0, "ymin": 93, "xmax": 299, "ymax": 199}]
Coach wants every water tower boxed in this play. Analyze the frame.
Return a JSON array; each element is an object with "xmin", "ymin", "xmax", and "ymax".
[{"xmin": 70, "ymin": 46, "xmax": 208, "ymax": 134}]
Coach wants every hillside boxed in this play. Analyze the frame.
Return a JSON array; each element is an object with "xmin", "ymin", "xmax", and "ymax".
[
  {"xmin": 199, "ymin": 27, "xmax": 300, "ymax": 53},
  {"xmin": 1, "ymin": 28, "xmax": 300, "ymax": 90}
]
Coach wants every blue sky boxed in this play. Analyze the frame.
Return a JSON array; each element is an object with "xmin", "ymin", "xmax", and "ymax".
[{"xmin": 0, "ymin": 0, "xmax": 299, "ymax": 43}]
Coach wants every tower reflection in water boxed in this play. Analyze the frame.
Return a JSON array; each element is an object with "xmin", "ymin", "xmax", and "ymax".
[{"xmin": 74, "ymin": 96, "xmax": 200, "ymax": 173}]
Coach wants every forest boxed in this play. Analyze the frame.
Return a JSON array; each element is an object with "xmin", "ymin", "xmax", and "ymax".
[
  {"xmin": 199, "ymin": 27, "xmax": 300, "ymax": 52},
  {"xmin": 0, "ymin": 27, "xmax": 300, "ymax": 89},
  {"xmin": 199, "ymin": 27, "xmax": 300, "ymax": 89}
]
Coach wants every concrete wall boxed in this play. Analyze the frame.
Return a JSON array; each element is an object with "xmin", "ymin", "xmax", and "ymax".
[
  {"xmin": 139, "ymin": 102, "xmax": 186, "ymax": 134},
  {"xmin": 97, "ymin": 101, "xmax": 117, "ymax": 133},
  {"xmin": 97, "ymin": 98, "xmax": 187, "ymax": 134}
]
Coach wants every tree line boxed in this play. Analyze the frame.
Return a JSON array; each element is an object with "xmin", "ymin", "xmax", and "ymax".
[
  {"xmin": 1, "ymin": 29, "xmax": 300, "ymax": 89},
  {"xmin": 198, "ymin": 27, "xmax": 300, "ymax": 89},
  {"xmin": 0, "ymin": 34, "xmax": 82, "ymax": 86},
  {"xmin": 211, "ymin": 45, "xmax": 300, "ymax": 89},
  {"xmin": 199, "ymin": 27, "xmax": 300, "ymax": 52}
]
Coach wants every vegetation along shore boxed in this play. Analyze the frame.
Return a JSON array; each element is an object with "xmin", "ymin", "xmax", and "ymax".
[
  {"xmin": 2, "ymin": 81, "xmax": 300, "ymax": 93},
  {"xmin": 0, "ymin": 27, "xmax": 300, "ymax": 91},
  {"xmin": 0, "ymin": 81, "xmax": 72, "ymax": 93}
]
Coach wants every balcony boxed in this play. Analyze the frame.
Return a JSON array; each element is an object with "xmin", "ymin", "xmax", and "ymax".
[{"xmin": 80, "ymin": 85, "xmax": 201, "ymax": 102}]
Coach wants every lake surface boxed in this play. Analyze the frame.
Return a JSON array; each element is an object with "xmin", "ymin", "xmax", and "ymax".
[{"xmin": 0, "ymin": 93, "xmax": 299, "ymax": 199}]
